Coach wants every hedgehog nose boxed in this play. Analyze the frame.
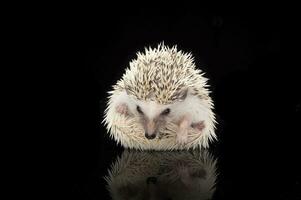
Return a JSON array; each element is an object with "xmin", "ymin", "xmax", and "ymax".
[{"xmin": 145, "ymin": 132, "xmax": 156, "ymax": 140}]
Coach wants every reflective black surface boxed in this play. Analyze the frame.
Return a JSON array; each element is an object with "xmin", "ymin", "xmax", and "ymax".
[{"xmin": 104, "ymin": 150, "xmax": 217, "ymax": 200}]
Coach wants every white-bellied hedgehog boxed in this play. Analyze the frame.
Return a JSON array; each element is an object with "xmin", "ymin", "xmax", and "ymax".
[{"xmin": 103, "ymin": 43, "xmax": 217, "ymax": 150}]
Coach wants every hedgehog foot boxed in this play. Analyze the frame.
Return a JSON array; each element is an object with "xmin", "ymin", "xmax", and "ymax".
[
  {"xmin": 176, "ymin": 128, "xmax": 188, "ymax": 145},
  {"xmin": 176, "ymin": 115, "xmax": 191, "ymax": 145},
  {"xmin": 191, "ymin": 121, "xmax": 205, "ymax": 133},
  {"xmin": 116, "ymin": 103, "xmax": 128, "ymax": 116}
]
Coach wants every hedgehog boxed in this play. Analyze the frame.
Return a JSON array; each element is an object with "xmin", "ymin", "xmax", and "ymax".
[{"xmin": 103, "ymin": 43, "xmax": 217, "ymax": 150}]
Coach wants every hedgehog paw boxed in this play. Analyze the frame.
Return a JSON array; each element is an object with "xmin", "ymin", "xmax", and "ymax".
[
  {"xmin": 191, "ymin": 121, "xmax": 205, "ymax": 133},
  {"xmin": 116, "ymin": 103, "xmax": 128, "ymax": 116},
  {"xmin": 176, "ymin": 129, "xmax": 188, "ymax": 145}
]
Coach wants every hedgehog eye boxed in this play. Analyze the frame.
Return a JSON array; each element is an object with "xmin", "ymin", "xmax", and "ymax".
[
  {"xmin": 161, "ymin": 108, "xmax": 170, "ymax": 115},
  {"xmin": 136, "ymin": 106, "xmax": 143, "ymax": 114}
]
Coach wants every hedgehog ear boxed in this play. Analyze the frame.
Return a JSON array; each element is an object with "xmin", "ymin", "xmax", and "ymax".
[
  {"xmin": 178, "ymin": 88, "xmax": 188, "ymax": 101},
  {"xmin": 125, "ymin": 87, "xmax": 130, "ymax": 95}
]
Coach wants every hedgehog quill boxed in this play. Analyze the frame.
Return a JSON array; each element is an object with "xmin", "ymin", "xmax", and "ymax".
[{"xmin": 103, "ymin": 44, "xmax": 217, "ymax": 150}]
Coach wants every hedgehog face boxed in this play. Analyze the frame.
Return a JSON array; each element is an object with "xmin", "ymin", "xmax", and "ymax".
[{"xmin": 133, "ymin": 99, "xmax": 172, "ymax": 140}]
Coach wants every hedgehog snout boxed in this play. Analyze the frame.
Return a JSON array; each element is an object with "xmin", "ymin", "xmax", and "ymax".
[
  {"xmin": 143, "ymin": 118, "xmax": 159, "ymax": 140},
  {"xmin": 145, "ymin": 132, "xmax": 157, "ymax": 140}
]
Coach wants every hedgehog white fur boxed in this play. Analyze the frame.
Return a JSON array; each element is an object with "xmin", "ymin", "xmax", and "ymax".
[
  {"xmin": 103, "ymin": 43, "xmax": 217, "ymax": 150},
  {"xmin": 104, "ymin": 150, "xmax": 217, "ymax": 200}
]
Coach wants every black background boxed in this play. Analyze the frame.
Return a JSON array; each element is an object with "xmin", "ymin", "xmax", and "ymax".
[{"xmin": 48, "ymin": 6, "xmax": 301, "ymax": 199}]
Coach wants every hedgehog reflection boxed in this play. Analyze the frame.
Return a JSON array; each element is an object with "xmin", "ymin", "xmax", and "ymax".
[{"xmin": 104, "ymin": 150, "xmax": 217, "ymax": 200}]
